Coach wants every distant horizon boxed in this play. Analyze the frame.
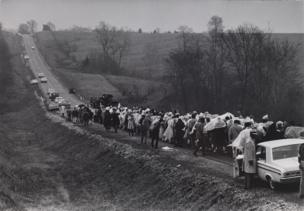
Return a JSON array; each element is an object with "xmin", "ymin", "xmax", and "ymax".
[{"xmin": 0, "ymin": 0, "xmax": 303, "ymax": 33}]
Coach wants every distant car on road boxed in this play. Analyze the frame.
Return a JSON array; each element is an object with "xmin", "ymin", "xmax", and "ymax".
[
  {"xmin": 59, "ymin": 100, "xmax": 71, "ymax": 109},
  {"xmin": 47, "ymin": 88, "xmax": 55, "ymax": 95},
  {"xmin": 30, "ymin": 79, "xmax": 38, "ymax": 84},
  {"xmin": 69, "ymin": 88, "xmax": 76, "ymax": 94},
  {"xmin": 40, "ymin": 77, "xmax": 47, "ymax": 83},
  {"xmin": 38, "ymin": 73, "xmax": 45, "ymax": 78},
  {"xmin": 54, "ymin": 96, "xmax": 65, "ymax": 104},
  {"xmin": 31, "ymin": 46, "xmax": 35, "ymax": 50},
  {"xmin": 24, "ymin": 55, "xmax": 30, "ymax": 60},
  {"xmin": 49, "ymin": 92, "xmax": 59, "ymax": 101},
  {"xmin": 47, "ymin": 101, "xmax": 59, "ymax": 111}
]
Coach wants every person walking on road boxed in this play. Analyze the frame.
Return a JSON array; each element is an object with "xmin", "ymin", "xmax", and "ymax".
[
  {"xmin": 103, "ymin": 108, "xmax": 111, "ymax": 131},
  {"xmin": 127, "ymin": 113, "xmax": 136, "ymax": 136},
  {"xmin": 150, "ymin": 116, "xmax": 163, "ymax": 149},
  {"xmin": 111, "ymin": 108, "xmax": 120, "ymax": 133},
  {"xmin": 192, "ymin": 116, "xmax": 207, "ymax": 156},
  {"xmin": 298, "ymin": 142, "xmax": 304, "ymax": 198},
  {"xmin": 243, "ymin": 128, "xmax": 257, "ymax": 189},
  {"xmin": 228, "ymin": 119, "xmax": 243, "ymax": 144},
  {"xmin": 140, "ymin": 113, "xmax": 152, "ymax": 144},
  {"xmin": 174, "ymin": 114, "xmax": 185, "ymax": 147}
]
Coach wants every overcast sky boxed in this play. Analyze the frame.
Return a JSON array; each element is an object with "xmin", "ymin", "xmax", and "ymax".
[{"xmin": 0, "ymin": 0, "xmax": 303, "ymax": 33}]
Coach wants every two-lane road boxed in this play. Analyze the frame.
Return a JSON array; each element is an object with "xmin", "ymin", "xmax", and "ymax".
[{"xmin": 23, "ymin": 34, "xmax": 82, "ymax": 106}]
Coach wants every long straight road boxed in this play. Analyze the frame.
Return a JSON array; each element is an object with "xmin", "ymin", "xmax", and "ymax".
[{"xmin": 23, "ymin": 34, "xmax": 82, "ymax": 106}]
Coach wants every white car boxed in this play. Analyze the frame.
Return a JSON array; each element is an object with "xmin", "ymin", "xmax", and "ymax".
[
  {"xmin": 38, "ymin": 73, "xmax": 45, "ymax": 78},
  {"xmin": 47, "ymin": 88, "xmax": 55, "ymax": 95},
  {"xmin": 40, "ymin": 77, "xmax": 47, "ymax": 83},
  {"xmin": 31, "ymin": 46, "xmax": 35, "ymax": 50},
  {"xmin": 30, "ymin": 79, "xmax": 38, "ymax": 84},
  {"xmin": 54, "ymin": 97, "xmax": 65, "ymax": 104},
  {"xmin": 256, "ymin": 138, "xmax": 304, "ymax": 189},
  {"xmin": 24, "ymin": 54, "xmax": 30, "ymax": 60},
  {"xmin": 47, "ymin": 102, "xmax": 59, "ymax": 111}
]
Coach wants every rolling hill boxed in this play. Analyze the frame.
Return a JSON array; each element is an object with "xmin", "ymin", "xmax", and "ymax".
[{"xmin": 34, "ymin": 30, "xmax": 304, "ymax": 109}]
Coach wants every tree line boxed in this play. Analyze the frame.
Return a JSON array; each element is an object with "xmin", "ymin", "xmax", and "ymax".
[
  {"xmin": 166, "ymin": 16, "xmax": 303, "ymax": 124},
  {"xmin": 18, "ymin": 20, "xmax": 55, "ymax": 34}
]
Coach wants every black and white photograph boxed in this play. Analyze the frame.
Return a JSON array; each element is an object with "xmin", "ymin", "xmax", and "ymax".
[{"xmin": 0, "ymin": 0, "xmax": 304, "ymax": 210}]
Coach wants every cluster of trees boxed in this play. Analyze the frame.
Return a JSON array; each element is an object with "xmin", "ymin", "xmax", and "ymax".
[
  {"xmin": 167, "ymin": 16, "xmax": 303, "ymax": 123},
  {"xmin": 18, "ymin": 20, "xmax": 55, "ymax": 34},
  {"xmin": 81, "ymin": 22, "xmax": 130, "ymax": 74}
]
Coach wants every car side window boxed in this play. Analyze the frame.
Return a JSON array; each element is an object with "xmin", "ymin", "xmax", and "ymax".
[{"xmin": 256, "ymin": 146, "xmax": 266, "ymax": 161}]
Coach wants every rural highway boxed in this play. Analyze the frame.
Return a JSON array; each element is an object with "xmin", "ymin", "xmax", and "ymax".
[
  {"xmin": 22, "ymin": 34, "xmax": 233, "ymax": 170},
  {"xmin": 22, "ymin": 34, "xmax": 82, "ymax": 106}
]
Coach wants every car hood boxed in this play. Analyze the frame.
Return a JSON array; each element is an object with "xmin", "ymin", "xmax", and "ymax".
[{"xmin": 271, "ymin": 157, "xmax": 299, "ymax": 172}]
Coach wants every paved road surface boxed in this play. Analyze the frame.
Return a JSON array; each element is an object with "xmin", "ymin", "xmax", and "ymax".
[{"xmin": 23, "ymin": 34, "xmax": 82, "ymax": 106}]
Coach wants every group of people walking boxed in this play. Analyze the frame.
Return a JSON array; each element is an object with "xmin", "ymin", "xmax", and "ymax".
[{"xmin": 61, "ymin": 102, "xmax": 289, "ymax": 158}]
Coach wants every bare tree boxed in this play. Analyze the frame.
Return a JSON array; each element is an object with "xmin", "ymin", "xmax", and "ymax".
[
  {"xmin": 27, "ymin": 20, "xmax": 38, "ymax": 34},
  {"xmin": 205, "ymin": 16, "xmax": 227, "ymax": 110},
  {"xmin": 18, "ymin": 23, "xmax": 30, "ymax": 34},
  {"xmin": 222, "ymin": 24, "xmax": 265, "ymax": 112},
  {"xmin": 95, "ymin": 21, "xmax": 129, "ymax": 70},
  {"xmin": 177, "ymin": 25, "xmax": 193, "ymax": 51},
  {"xmin": 46, "ymin": 22, "xmax": 56, "ymax": 31}
]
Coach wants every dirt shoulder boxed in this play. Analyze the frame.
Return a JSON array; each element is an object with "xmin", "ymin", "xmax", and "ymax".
[{"xmin": 0, "ymin": 32, "xmax": 304, "ymax": 211}]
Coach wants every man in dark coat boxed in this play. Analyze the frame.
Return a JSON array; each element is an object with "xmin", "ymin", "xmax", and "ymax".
[
  {"xmin": 103, "ymin": 109, "xmax": 111, "ymax": 131},
  {"xmin": 174, "ymin": 115, "xmax": 185, "ymax": 147},
  {"xmin": 151, "ymin": 116, "xmax": 163, "ymax": 149},
  {"xmin": 140, "ymin": 114, "xmax": 151, "ymax": 144},
  {"xmin": 111, "ymin": 108, "xmax": 120, "ymax": 133},
  {"xmin": 193, "ymin": 116, "xmax": 207, "ymax": 156}
]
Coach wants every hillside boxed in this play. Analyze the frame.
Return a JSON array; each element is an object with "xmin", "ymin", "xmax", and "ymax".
[
  {"xmin": 35, "ymin": 31, "xmax": 180, "ymax": 79},
  {"xmin": 35, "ymin": 31, "xmax": 304, "ymax": 77},
  {"xmin": 34, "ymin": 30, "xmax": 304, "ymax": 111}
]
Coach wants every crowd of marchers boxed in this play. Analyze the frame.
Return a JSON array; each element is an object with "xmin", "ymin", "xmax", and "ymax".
[
  {"xmin": 57, "ymin": 100, "xmax": 304, "ymax": 194},
  {"xmin": 59, "ymin": 102, "xmax": 302, "ymax": 156}
]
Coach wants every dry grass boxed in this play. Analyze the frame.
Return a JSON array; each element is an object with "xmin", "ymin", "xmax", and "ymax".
[
  {"xmin": 55, "ymin": 70, "xmax": 123, "ymax": 100},
  {"xmin": 35, "ymin": 31, "xmax": 180, "ymax": 78}
]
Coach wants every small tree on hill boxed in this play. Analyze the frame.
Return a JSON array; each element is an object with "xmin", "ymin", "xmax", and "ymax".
[
  {"xmin": 18, "ymin": 23, "xmax": 30, "ymax": 34},
  {"xmin": 47, "ymin": 22, "xmax": 56, "ymax": 31},
  {"xmin": 27, "ymin": 19, "xmax": 38, "ymax": 34},
  {"xmin": 95, "ymin": 21, "xmax": 129, "ymax": 71}
]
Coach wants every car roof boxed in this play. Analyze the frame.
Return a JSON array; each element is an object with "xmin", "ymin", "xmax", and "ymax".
[{"xmin": 258, "ymin": 138, "xmax": 304, "ymax": 148}]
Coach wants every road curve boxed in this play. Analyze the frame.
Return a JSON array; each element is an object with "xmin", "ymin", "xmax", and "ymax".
[{"xmin": 23, "ymin": 34, "xmax": 82, "ymax": 106}]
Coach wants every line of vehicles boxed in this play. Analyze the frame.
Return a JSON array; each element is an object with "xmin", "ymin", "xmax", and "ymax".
[
  {"xmin": 29, "ymin": 71, "xmax": 71, "ymax": 111},
  {"xmin": 47, "ymin": 88, "xmax": 71, "ymax": 111},
  {"xmin": 30, "ymin": 72, "xmax": 48, "ymax": 84}
]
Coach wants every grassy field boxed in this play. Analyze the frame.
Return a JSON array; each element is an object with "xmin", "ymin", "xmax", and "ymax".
[
  {"xmin": 34, "ymin": 31, "xmax": 177, "ymax": 108},
  {"xmin": 35, "ymin": 31, "xmax": 179, "ymax": 78},
  {"xmin": 34, "ymin": 30, "xmax": 304, "ymax": 110}
]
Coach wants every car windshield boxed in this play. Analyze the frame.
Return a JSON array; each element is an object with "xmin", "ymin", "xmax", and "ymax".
[{"xmin": 272, "ymin": 144, "xmax": 300, "ymax": 160}]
